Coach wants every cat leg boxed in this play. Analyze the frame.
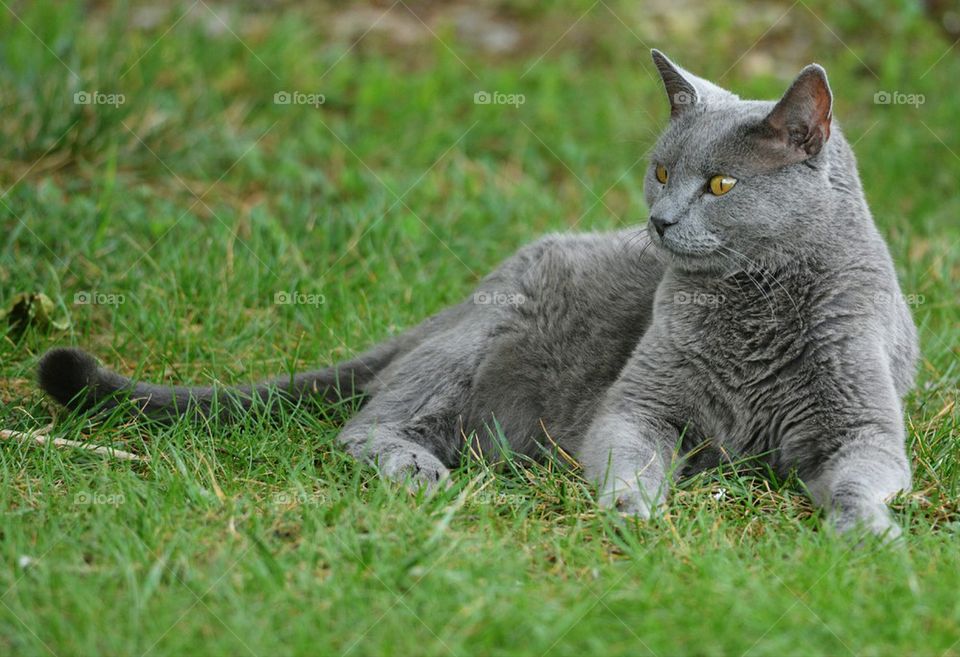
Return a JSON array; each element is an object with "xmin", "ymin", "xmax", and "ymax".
[
  {"xmin": 334, "ymin": 321, "xmax": 493, "ymax": 491},
  {"xmin": 789, "ymin": 354, "xmax": 912, "ymax": 539},
  {"xmin": 802, "ymin": 435, "xmax": 911, "ymax": 540},
  {"xmin": 577, "ymin": 411, "xmax": 679, "ymax": 519}
]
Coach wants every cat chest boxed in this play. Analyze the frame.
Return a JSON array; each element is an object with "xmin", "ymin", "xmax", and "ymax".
[
  {"xmin": 681, "ymin": 352, "xmax": 812, "ymax": 455},
  {"xmin": 663, "ymin": 305, "xmax": 816, "ymax": 453}
]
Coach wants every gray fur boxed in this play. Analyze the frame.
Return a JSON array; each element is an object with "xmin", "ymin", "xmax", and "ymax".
[{"xmin": 38, "ymin": 50, "xmax": 918, "ymax": 538}]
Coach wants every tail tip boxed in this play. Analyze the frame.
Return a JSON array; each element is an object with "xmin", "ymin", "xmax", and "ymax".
[{"xmin": 37, "ymin": 347, "xmax": 100, "ymax": 407}]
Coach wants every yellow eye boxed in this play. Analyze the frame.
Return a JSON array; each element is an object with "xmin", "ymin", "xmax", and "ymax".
[
  {"xmin": 709, "ymin": 175, "xmax": 737, "ymax": 196},
  {"xmin": 655, "ymin": 164, "xmax": 668, "ymax": 184}
]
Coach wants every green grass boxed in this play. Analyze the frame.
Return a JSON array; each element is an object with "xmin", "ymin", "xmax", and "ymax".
[{"xmin": 1, "ymin": 1, "xmax": 959, "ymax": 655}]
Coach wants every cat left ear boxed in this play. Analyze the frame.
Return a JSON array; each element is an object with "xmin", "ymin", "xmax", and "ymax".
[
  {"xmin": 651, "ymin": 49, "xmax": 699, "ymax": 117},
  {"xmin": 761, "ymin": 64, "xmax": 833, "ymax": 162},
  {"xmin": 651, "ymin": 49, "xmax": 740, "ymax": 118}
]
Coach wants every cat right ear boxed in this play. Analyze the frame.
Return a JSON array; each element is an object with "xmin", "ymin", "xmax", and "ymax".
[
  {"xmin": 651, "ymin": 49, "xmax": 699, "ymax": 117},
  {"xmin": 759, "ymin": 64, "xmax": 833, "ymax": 162}
]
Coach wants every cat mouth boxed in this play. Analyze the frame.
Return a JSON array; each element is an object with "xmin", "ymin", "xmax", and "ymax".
[{"xmin": 647, "ymin": 224, "xmax": 716, "ymax": 258}]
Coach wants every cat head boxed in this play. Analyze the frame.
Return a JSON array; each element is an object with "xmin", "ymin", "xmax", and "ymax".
[{"xmin": 645, "ymin": 49, "xmax": 841, "ymax": 273}]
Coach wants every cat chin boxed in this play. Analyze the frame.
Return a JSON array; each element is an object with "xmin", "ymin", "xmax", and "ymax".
[
  {"xmin": 652, "ymin": 239, "xmax": 729, "ymax": 275},
  {"xmin": 668, "ymin": 253, "xmax": 731, "ymax": 276}
]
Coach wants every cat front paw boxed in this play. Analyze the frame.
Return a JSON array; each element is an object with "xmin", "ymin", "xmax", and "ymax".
[
  {"xmin": 598, "ymin": 484, "xmax": 665, "ymax": 520},
  {"xmin": 828, "ymin": 504, "xmax": 903, "ymax": 543},
  {"xmin": 379, "ymin": 449, "xmax": 451, "ymax": 494}
]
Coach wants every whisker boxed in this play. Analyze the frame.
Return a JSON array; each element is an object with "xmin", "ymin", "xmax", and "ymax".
[
  {"xmin": 717, "ymin": 246, "xmax": 778, "ymax": 323},
  {"xmin": 721, "ymin": 243, "xmax": 805, "ymax": 331}
]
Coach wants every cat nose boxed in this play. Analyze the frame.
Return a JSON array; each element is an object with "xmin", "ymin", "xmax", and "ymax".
[{"xmin": 650, "ymin": 215, "xmax": 677, "ymax": 238}]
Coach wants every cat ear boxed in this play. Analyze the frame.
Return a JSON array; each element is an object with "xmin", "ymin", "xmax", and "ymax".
[
  {"xmin": 651, "ymin": 49, "xmax": 738, "ymax": 117},
  {"xmin": 651, "ymin": 49, "xmax": 698, "ymax": 117},
  {"xmin": 760, "ymin": 64, "xmax": 833, "ymax": 162}
]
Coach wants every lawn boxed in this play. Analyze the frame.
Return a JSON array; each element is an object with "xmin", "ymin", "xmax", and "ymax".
[{"xmin": 1, "ymin": 1, "xmax": 959, "ymax": 655}]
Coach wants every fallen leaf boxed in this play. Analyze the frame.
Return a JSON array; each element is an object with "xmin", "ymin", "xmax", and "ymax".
[{"xmin": 0, "ymin": 292, "xmax": 69, "ymax": 335}]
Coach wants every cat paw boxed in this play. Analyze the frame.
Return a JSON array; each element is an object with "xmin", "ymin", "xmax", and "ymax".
[
  {"xmin": 378, "ymin": 450, "xmax": 451, "ymax": 494},
  {"xmin": 598, "ymin": 486, "xmax": 665, "ymax": 520},
  {"xmin": 828, "ymin": 504, "xmax": 903, "ymax": 544}
]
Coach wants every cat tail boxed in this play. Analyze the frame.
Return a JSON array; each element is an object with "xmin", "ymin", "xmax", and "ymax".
[{"xmin": 36, "ymin": 342, "xmax": 399, "ymax": 424}]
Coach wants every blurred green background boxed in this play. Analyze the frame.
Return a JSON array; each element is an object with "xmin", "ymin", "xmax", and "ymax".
[{"xmin": 1, "ymin": 2, "xmax": 959, "ymax": 656}]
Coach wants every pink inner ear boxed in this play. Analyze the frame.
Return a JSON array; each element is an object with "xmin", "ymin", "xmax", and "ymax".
[
  {"xmin": 765, "ymin": 66, "xmax": 833, "ymax": 159},
  {"xmin": 807, "ymin": 78, "xmax": 832, "ymax": 146}
]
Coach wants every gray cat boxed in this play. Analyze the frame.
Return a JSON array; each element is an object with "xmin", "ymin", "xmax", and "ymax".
[{"xmin": 38, "ymin": 50, "xmax": 918, "ymax": 538}]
